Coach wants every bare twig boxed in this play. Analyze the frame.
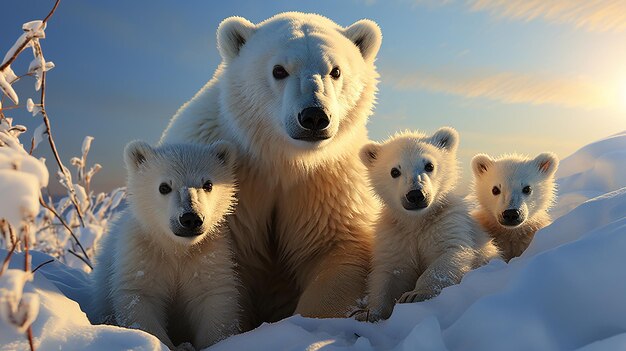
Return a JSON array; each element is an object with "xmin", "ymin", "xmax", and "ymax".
[
  {"xmin": 0, "ymin": 239, "xmax": 20, "ymax": 276},
  {"xmin": 67, "ymin": 249, "xmax": 91, "ymax": 268},
  {"xmin": 32, "ymin": 259, "xmax": 54, "ymax": 273},
  {"xmin": 39, "ymin": 196, "xmax": 92, "ymax": 269},
  {"xmin": 39, "ymin": 68, "xmax": 86, "ymax": 227},
  {"xmin": 26, "ymin": 326, "xmax": 35, "ymax": 351},
  {"xmin": 0, "ymin": 0, "xmax": 60, "ymax": 72}
]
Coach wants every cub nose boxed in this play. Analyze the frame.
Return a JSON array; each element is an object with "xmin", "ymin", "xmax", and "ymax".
[
  {"xmin": 298, "ymin": 107, "xmax": 330, "ymax": 131},
  {"xmin": 403, "ymin": 189, "xmax": 428, "ymax": 210},
  {"xmin": 179, "ymin": 212, "xmax": 203, "ymax": 229},
  {"xmin": 406, "ymin": 190, "xmax": 425, "ymax": 204},
  {"xmin": 502, "ymin": 209, "xmax": 521, "ymax": 222}
]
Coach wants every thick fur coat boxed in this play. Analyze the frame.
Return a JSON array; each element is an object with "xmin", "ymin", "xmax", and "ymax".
[
  {"xmin": 360, "ymin": 128, "xmax": 500, "ymax": 321},
  {"xmin": 160, "ymin": 12, "xmax": 382, "ymax": 329},
  {"xmin": 91, "ymin": 142, "xmax": 240, "ymax": 349}
]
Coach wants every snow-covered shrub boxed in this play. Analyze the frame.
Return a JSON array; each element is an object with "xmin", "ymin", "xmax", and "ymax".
[{"xmin": 0, "ymin": 2, "xmax": 126, "ymax": 348}]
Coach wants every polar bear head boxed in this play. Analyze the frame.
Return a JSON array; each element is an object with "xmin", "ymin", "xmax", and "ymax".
[
  {"xmin": 360, "ymin": 127, "xmax": 460, "ymax": 217},
  {"xmin": 471, "ymin": 153, "xmax": 558, "ymax": 228},
  {"xmin": 217, "ymin": 12, "xmax": 382, "ymax": 170},
  {"xmin": 124, "ymin": 141, "xmax": 237, "ymax": 246}
]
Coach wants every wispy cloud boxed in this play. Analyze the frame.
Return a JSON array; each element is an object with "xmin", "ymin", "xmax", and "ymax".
[
  {"xmin": 382, "ymin": 67, "xmax": 617, "ymax": 109},
  {"xmin": 468, "ymin": 0, "xmax": 626, "ymax": 32}
]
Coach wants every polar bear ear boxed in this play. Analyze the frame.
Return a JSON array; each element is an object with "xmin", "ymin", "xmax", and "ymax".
[
  {"xmin": 210, "ymin": 140, "xmax": 237, "ymax": 169},
  {"xmin": 124, "ymin": 140, "xmax": 154, "ymax": 172},
  {"xmin": 429, "ymin": 127, "xmax": 459, "ymax": 152},
  {"xmin": 533, "ymin": 152, "xmax": 559, "ymax": 177},
  {"xmin": 360, "ymin": 142, "xmax": 381, "ymax": 168},
  {"xmin": 217, "ymin": 16, "xmax": 256, "ymax": 61},
  {"xmin": 471, "ymin": 154, "xmax": 494, "ymax": 178},
  {"xmin": 344, "ymin": 19, "xmax": 382, "ymax": 63}
]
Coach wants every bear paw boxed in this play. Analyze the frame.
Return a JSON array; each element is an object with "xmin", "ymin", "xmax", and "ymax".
[{"xmin": 397, "ymin": 289, "xmax": 436, "ymax": 304}]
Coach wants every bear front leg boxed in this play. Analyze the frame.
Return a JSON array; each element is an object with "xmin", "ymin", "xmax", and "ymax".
[
  {"xmin": 295, "ymin": 246, "xmax": 370, "ymax": 319},
  {"xmin": 364, "ymin": 260, "xmax": 418, "ymax": 321},
  {"xmin": 398, "ymin": 247, "xmax": 475, "ymax": 304},
  {"xmin": 113, "ymin": 290, "xmax": 174, "ymax": 349},
  {"xmin": 182, "ymin": 280, "xmax": 240, "ymax": 349}
]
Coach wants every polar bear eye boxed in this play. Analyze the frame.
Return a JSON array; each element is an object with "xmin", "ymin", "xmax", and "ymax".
[
  {"xmin": 390, "ymin": 167, "xmax": 401, "ymax": 178},
  {"xmin": 522, "ymin": 185, "xmax": 532, "ymax": 195},
  {"xmin": 203, "ymin": 180, "xmax": 213, "ymax": 192},
  {"xmin": 159, "ymin": 183, "xmax": 172, "ymax": 195},
  {"xmin": 492, "ymin": 186, "xmax": 501, "ymax": 196},
  {"xmin": 330, "ymin": 67, "xmax": 341, "ymax": 79},
  {"xmin": 424, "ymin": 162, "xmax": 434, "ymax": 172},
  {"xmin": 272, "ymin": 65, "xmax": 289, "ymax": 80}
]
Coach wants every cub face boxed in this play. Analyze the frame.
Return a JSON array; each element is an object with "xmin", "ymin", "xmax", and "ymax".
[
  {"xmin": 361, "ymin": 127, "xmax": 460, "ymax": 216},
  {"xmin": 471, "ymin": 153, "xmax": 559, "ymax": 227},
  {"xmin": 217, "ymin": 13, "xmax": 382, "ymax": 153},
  {"xmin": 124, "ymin": 141, "xmax": 237, "ymax": 246}
]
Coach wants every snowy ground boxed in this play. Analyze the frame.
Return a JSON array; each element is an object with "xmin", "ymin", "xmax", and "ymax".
[{"xmin": 1, "ymin": 131, "xmax": 625, "ymax": 351}]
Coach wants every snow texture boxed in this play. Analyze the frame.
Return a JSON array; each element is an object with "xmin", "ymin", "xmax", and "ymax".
[{"xmin": 0, "ymin": 132, "xmax": 624, "ymax": 350}]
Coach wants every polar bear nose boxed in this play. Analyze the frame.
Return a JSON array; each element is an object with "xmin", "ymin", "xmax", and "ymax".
[
  {"xmin": 403, "ymin": 189, "xmax": 428, "ymax": 210},
  {"xmin": 179, "ymin": 212, "xmax": 203, "ymax": 229},
  {"xmin": 298, "ymin": 107, "xmax": 330, "ymax": 131},
  {"xmin": 501, "ymin": 209, "xmax": 522, "ymax": 226}
]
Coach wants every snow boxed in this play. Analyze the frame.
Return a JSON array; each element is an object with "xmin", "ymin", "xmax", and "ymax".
[
  {"xmin": 0, "ymin": 131, "xmax": 624, "ymax": 350},
  {"xmin": 551, "ymin": 130, "xmax": 626, "ymax": 218},
  {"xmin": 0, "ymin": 125, "xmax": 49, "ymax": 227},
  {"xmin": 0, "ymin": 251, "xmax": 167, "ymax": 351}
]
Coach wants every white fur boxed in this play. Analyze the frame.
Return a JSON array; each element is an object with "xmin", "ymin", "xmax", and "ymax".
[
  {"xmin": 91, "ymin": 142, "xmax": 240, "ymax": 349},
  {"xmin": 471, "ymin": 152, "xmax": 559, "ymax": 261},
  {"xmin": 360, "ymin": 128, "xmax": 500, "ymax": 321},
  {"xmin": 160, "ymin": 12, "xmax": 382, "ymax": 329}
]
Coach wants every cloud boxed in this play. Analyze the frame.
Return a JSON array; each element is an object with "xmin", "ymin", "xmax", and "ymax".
[
  {"xmin": 382, "ymin": 67, "xmax": 616, "ymax": 109},
  {"xmin": 468, "ymin": 0, "xmax": 626, "ymax": 32}
]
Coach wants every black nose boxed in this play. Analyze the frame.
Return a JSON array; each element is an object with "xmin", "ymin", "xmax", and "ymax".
[
  {"xmin": 406, "ymin": 190, "xmax": 425, "ymax": 204},
  {"xmin": 179, "ymin": 212, "xmax": 203, "ymax": 229},
  {"xmin": 502, "ymin": 209, "xmax": 522, "ymax": 224},
  {"xmin": 403, "ymin": 189, "xmax": 428, "ymax": 210},
  {"xmin": 298, "ymin": 107, "xmax": 330, "ymax": 131}
]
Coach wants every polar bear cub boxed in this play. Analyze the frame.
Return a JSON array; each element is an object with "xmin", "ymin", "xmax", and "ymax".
[
  {"xmin": 471, "ymin": 153, "xmax": 559, "ymax": 261},
  {"xmin": 359, "ymin": 127, "xmax": 500, "ymax": 321},
  {"xmin": 91, "ymin": 141, "xmax": 239, "ymax": 350}
]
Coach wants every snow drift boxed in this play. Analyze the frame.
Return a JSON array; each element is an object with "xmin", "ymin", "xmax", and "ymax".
[{"xmin": 1, "ymin": 131, "xmax": 625, "ymax": 351}]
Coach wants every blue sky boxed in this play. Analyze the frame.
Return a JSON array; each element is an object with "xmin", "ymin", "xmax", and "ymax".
[{"xmin": 2, "ymin": 0, "xmax": 625, "ymax": 193}]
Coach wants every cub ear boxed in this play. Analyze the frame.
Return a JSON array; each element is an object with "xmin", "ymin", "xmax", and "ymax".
[
  {"xmin": 217, "ymin": 16, "xmax": 256, "ymax": 61},
  {"xmin": 210, "ymin": 140, "xmax": 237, "ymax": 169},
  {"xmin": 360, "ymin": 142, "xmax": 381, "ymax": 168},
  {"xmin": 124, "ymin": 140, "xmax": 154, "ymax": 172},
  {"xmin": 533, "ymin": 152, "xmax": 559, "ymax": 177},
  {"xmin": 471, "ymin": 154, "xmax": 494, "ymax": 178},
  {"xmin": 430, "ymin": 127, "xmax": 459, "ymax": 152},
  {"xmin": 344, "ymin": 19, "xmax": 382, "ymax": 63}
]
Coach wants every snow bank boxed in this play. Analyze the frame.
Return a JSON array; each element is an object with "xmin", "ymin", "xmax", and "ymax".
[
  {"xmin": 0, "ymin": 250, "xmax": 166, "ymax": 351},
  {"xmin": 209, "ymin": 188, "xmax": 626, "ymax": 351},
  {"xmin": 551, "ymin": 131, "xmax": 626, "ymax": 218},
  {"xmin": 0, "ymin": 132, "xmax": 624, "ymax": 351}
]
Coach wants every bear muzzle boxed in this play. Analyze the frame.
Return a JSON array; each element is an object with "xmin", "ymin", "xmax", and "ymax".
[
  {"xmin": 172, "ymin": 212, "xmax": 205, "ymax": 237},
  {"xmin": 291, "ymin": 107, "xmax": 332, "ymax": 142},
  {"xmin": 499, "ymin": 209, "xmax": 525, "ymax": 227},
  {"xmin": 402, "ymin": 189, "xmax": 429, "ymax": 211}
]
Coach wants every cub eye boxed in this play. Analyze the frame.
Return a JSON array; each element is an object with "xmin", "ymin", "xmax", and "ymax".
[
  {"xmin": 159, "ymin": 183, "xmax": 171, "ymax": 195},
  {"xmin": 330, "ymin": 67, "xmax": 341, "ymax": 79},
  {"xmin": 390, "ymin": 167, "xmax": 401, "ymax": 178},
  {"xmin": 492, "ymin": 186, "xmax": 501, "ymax": 196},
  {"xmin": 522, "ymin": 185, "xmax": 532, "ymax": 195},
  {"xmin": 272, "ymin": 65, "xmax": 289, "ymax": 80},
  {"xmin": 203, "ymin": 180, "xmax": 213, "ymax": 192},
  {"xmin": 424, "ymin": 162, "xmax": 434, "ymax": 172}
]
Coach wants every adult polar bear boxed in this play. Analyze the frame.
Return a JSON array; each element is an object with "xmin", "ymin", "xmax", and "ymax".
[{"xmin": 161, "ymin": 12, "xmax": 382, "ymax": 329}]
